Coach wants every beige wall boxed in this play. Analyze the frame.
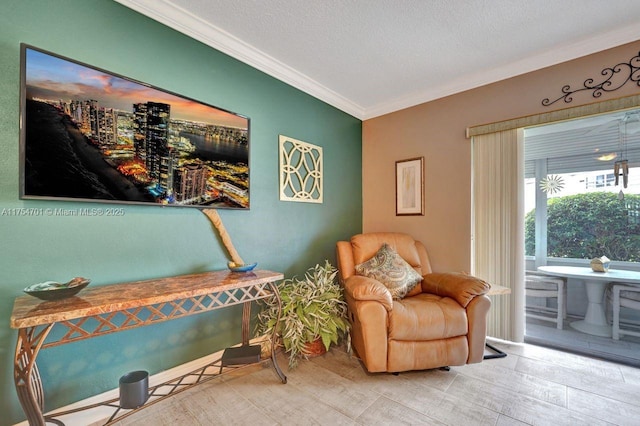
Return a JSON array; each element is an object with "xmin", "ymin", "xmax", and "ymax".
[{"xmin": 363, "ymin": 40, "xmax": 640, "ymax": 273}]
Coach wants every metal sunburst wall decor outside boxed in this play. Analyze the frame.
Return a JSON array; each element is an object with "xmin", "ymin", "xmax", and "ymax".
[
  {"xmin": 540, "ymin": 174, "xmax": 565, "ymax": 194},
  {"xmin": 279, "ymin": 135, "xmax": 323, "ymax": 203}
]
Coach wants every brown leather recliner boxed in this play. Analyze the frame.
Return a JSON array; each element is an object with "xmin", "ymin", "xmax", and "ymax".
[{"xmin": 336, "ymin": 232, "xmax": 491, "ymax": 373}]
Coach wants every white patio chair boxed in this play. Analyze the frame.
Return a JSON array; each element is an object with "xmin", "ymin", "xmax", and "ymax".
[
  {"xmin": 525, "ymin": 271, "xmax": 567, "ymax": 330},
  {"xmin": 611, "ymin": 283, "xmax": 640, "ymax": 340}
]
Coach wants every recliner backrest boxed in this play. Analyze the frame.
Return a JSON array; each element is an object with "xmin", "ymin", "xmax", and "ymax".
[{"xmin": 340, "ymin": 232, "xmax": 432, "ymax": 278}]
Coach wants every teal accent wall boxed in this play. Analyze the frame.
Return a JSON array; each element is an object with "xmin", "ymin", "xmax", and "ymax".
[{"xmin": 0, "ymin": 1, "xmax": 362, "ymax": 424}]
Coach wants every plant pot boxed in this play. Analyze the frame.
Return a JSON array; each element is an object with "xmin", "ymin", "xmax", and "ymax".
[{"xmin": 303, "ymin": 338, "xmax": 327, "ymax": 357}]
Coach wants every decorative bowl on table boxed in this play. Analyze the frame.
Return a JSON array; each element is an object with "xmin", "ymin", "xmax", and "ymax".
[
  {"xmin": 24, "ymin": 277, "xmax": 91, "ymax": 301},
  {"xmin": 227, "ymin": 261, "xmax": 257, "ymax": 272},
  {"xmin": 590, "ymin": 256, "xmax": 611, "ymax": 273}
]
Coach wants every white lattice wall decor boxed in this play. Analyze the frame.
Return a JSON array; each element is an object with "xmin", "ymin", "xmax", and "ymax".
[{"xmin": 279, "ymin": 135, "xmax": 323, "ymax": 203}]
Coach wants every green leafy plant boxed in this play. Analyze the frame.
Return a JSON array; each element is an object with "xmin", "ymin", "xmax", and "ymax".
[
  {"xmin": 256, "ymin": 260, "xmax": 350, "ymax": 368},
  {"xmin": 525, "ymin": 192, "xmax": 640, "ymax": 261}
]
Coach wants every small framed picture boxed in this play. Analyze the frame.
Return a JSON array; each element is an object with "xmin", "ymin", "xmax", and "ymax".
[{"xmin": 395, "ymin": 157, "xmax": 424, "ymax": 216}]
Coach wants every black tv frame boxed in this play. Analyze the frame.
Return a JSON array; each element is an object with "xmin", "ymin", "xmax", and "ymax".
[{"xmin": 19, "ymin": 44, "xmax": 250, "ymax": 210}]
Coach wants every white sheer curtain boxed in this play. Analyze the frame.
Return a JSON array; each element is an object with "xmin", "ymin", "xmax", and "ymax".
[{"xmin": 471, "ymin": 129, "xmax": 525, "ymax": 342}]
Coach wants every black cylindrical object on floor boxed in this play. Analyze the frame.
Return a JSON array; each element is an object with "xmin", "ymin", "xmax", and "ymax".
[{"xmin": 119, "ymin": 370, "xmax": 149, "ymax": 409}]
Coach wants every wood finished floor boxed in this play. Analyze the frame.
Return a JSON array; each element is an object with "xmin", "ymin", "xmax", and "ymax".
[{"xmin": 112, "ymin": 340, "xmax": 640, "ymax": 426}]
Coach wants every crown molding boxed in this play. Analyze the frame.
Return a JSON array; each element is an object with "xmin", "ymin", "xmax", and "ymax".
[
  {"xmin": 115, "ymin": 0, "xmax": 640, "ymax": 122},
  {"xmin": 363, "ymin": 23, "xmax": 640, "ymax": 120},
  {"xmin": 114, "ymin": 0, "xmax": 365, "ymax": 119}
]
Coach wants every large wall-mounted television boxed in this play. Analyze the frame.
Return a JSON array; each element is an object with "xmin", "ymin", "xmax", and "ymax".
[{"xmin": 19, "ymin": 44, "xmax": 250, "ymax": 209}]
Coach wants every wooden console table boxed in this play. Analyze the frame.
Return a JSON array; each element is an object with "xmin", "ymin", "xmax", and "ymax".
[{"xmin": 10, "ymin": 269, "xmax": 286, "ymax": 426}]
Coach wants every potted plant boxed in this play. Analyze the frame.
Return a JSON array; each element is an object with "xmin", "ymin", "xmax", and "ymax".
[{"xmin": 256, "ymin": 260, "xmax": 350, "ymax": 368}]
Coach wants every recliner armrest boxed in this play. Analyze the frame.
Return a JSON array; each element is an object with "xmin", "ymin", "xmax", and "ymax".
[
  {"xmin": 343, "ymin": 275, "xmax": 393, "ymax": 311},
  {"xmin": 422, "ymin": 272, "xmax": 490, "ymax": 308}
]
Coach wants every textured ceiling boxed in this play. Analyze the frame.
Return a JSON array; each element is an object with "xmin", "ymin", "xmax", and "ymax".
[{"xmin": 115, "ymin": 0, "xmax": 640, "ymax": 119}]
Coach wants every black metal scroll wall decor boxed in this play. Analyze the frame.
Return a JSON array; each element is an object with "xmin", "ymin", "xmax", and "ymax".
[{"xmin": 542, "ymin": 51, "xmax": 640, "ymax": 106}]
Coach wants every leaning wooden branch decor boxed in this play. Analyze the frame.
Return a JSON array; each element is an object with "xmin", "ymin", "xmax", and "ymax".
[{"xmin": 202, "ymin": 209, "xmax": 245, "ymax": 266}]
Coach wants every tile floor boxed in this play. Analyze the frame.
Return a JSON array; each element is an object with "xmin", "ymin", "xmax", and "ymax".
[
  {"xmin": 525, "ymin": 316, "xmax": 640, "ymax": 368},
  {"xmin": 109, "ymin": 340, "xmax": 640, "ymax": 426}
]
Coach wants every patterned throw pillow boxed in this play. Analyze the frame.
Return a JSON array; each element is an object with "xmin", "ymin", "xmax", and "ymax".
[{"xmin": 355, "ymin": 243, "xmax": 423, "ymax": 300}]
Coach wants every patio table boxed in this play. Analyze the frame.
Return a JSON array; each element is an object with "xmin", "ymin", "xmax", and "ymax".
[{"xmin": 537, "ymin": 266, "xmax": 640, "ymax": 337}]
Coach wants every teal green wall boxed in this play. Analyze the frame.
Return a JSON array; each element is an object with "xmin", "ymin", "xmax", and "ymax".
[{"xmin": 0, "ymin": 1, "xmax": 361, "ymax": 424}]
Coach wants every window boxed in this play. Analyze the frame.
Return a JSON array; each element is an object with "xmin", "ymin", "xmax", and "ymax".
[
  {"xmin": 585, "ymin": 173, "xmax": 616, "ymax": 189},
  {"xmin": 524, "ymin": 109, "xmax": 640, "ymax": 264}
]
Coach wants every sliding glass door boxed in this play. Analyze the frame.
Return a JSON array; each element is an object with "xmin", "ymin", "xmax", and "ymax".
[{"xmin": 523, "ymin": 108, "xmax": 640, "ymax": 364}]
